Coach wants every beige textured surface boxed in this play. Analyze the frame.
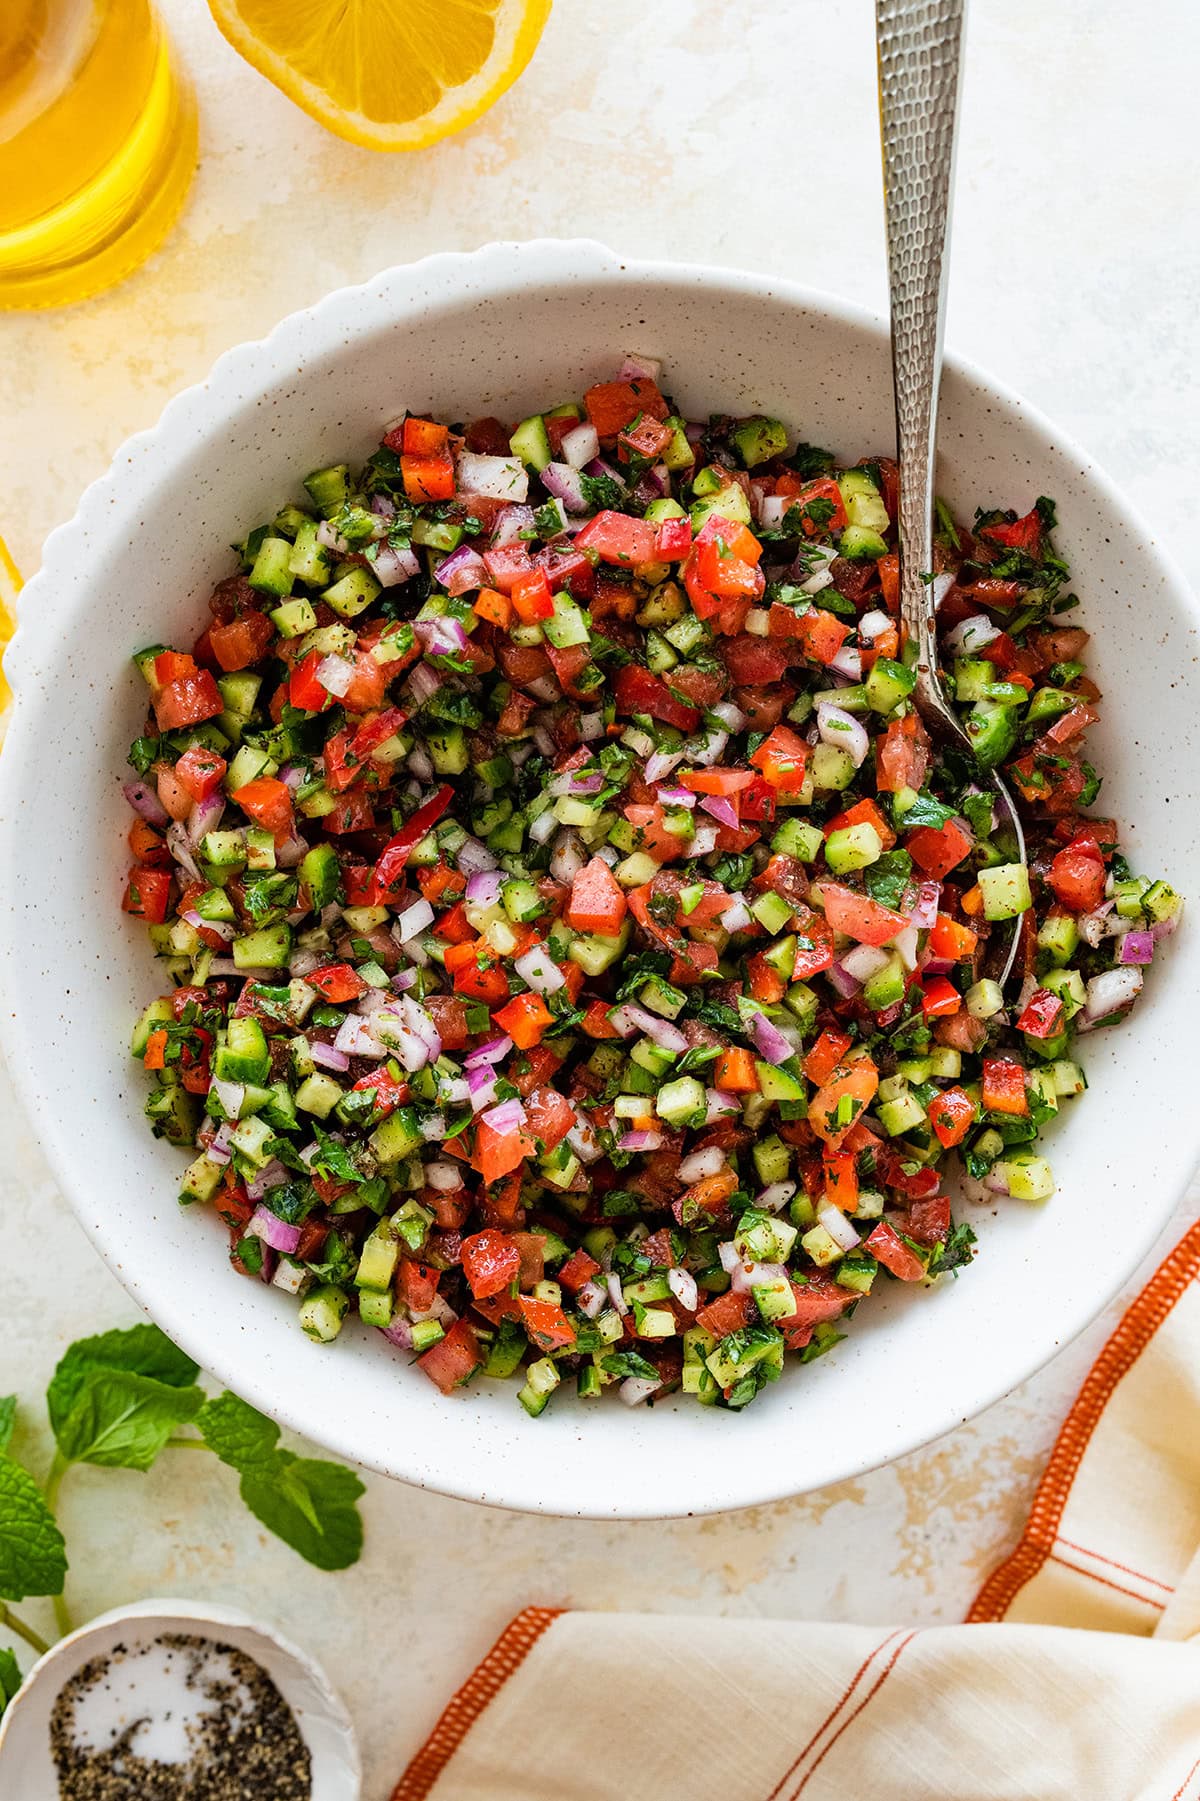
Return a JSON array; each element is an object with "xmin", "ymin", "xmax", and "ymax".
[{"xmin": 1, "ymin": 1, "xmax": 1198, "ymax": 1794}]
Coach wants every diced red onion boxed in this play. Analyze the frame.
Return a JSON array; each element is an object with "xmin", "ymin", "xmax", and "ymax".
[
  {"xmin": 910, "ymin": 881, "xmax": 942, "ymax": 930},
  {"xmin": 691, "ymin": 823, "xmax": 719, "ymax": 856},
  {"xmin": 619, "ymin": 351, "xmax": 663, "ymax": 381},
  {"xmin": 434, "ymin": 545, "xmax": 489, "ymax": 595},
  {"xmin": 311, "ymin": 1040, "xmax": 351, "ymax": 1073},
  {"xmin": 514, "ymin": 944, "xmax": 565, "ymax": 994},
  {"xmin": 209, "ymin": 1076, "xmax": 245, "ymax": 1119},
  {"xmin": 316, "ymin": 653, "xmax": 355, "ymax": 698},
  {"xmin": 381, "ymin": 1317, "xmax": 414, "ymax": 1349},
  {"xmin": 404, "ymin": 742, "xmax": 434, "ymax": 784},
  {"xmin": 584, "ymin": 455, "xmax": 626, "ymax": 491},
  {"xmin": 758, "ymin": 495, "xmax": 790, "ymax": 530},
  {"xmin": 718, "ymin": 1240, "xmax": 743, "ymax": 1275},
  {"xmin": 750, "ymin": 1010, "xmax": 793, "ymax": 1064},
  {"xmin": 817, "ymin": 1200, "xmax": 861, "ymax": 1252},
  {"xmin": 550, "ymin": 830, "xmax": 585, "ymax": 885},
  {"xmin": 541, "ymin": 461, "xmax": 589, "ymax": 513},
  {"xmin": 482, "ymin": 1097, "xmax": 527, "ymax": 1136},
  {"xmin": 419, "ymin": 1112, "xmax": 446, "ymax": 1142},
  {"xmin": 610, "ymin": 1004, "xmax": 688, "ymax": 1052},
  {"xmin": 944, "ymin": 613, "xmax": 1001, "ymax": 657},
  {"xmin": 858, "ymin": 609, "xmax": 892, "ymax": 644},
  {"xmin": 579, "ymin": 712, "xmax": 605, "ymax": 741},
  {"xmin": 465, "ymin": 869, "xmax": 504, "ymax": 907},
  {"xmin": 1082, "ymin": 965, "xmax": 1143, "ymax": 1024},
  {"xmin": 732, "ymin": 1259, "xmax": 789, "ymax": 1294},
  {"xmin": 549, "ymin": 767, "xmax": 603, "ymax": 797},
  {"xmin": 757, "ymin": 1181, "xmax": 796, "ymax": 1213},
  {"xmin": 644, "ymin": 749, "xmax": 685, "ymax": 783},
  {"xmin": 438, "ymin": 1076, "xmax": 470, "ymax": 1107},
  {"xmin": 424, "ymin": 1161, "xmax": 463, "ymax": 1192},
  {"xmin": 458, "ymin": 835, "xmax": 499, "ymax": 875},
  {"xmin": 316, "ymin": 519, "xmax": 348, "ymax": 553},
  {"xmin": 123, "ymin": 779, "xmax": 170, "ymax": 827},
  {"xmin": 817, "ymin": 702, "xmax": 869, "ymax": 767},
  {"xmin": 1078, "ymin": 902, "xmax": 1114, "ymax": 948},
  {"xmin": 166, "ymin": 822, "xmax": 202, "ymax": 882},
  {"xmin": 892, "ymin": 925, "xmax": 920, "ymax": 971},
  {"xmin": 566, "ymin": 1117, "xmax": 603, "ymax": 1164},
  {"xmin": 491, "ymin": 503, "xmax": 537, "ymax": 548},
  {"xmin": 678, "ymin": 1144, "xmax": 726, "ymax": 1184},
  {"xmin": 392, "ymin": 897, "xmax": 433, "ymax": 944},
  {"xmin": 657, "ymin": 785, "xmax": 695, "ymax": 808},
  {"xmin": 182, "ymin": 907, "xmax": 235, "ymax": 941},
  {"xmin": 795, "ymin": 545, "xmax": 838, "ymax": 593},
  {"xmin": 456, "ymin": 452, "xmax": 529, "ymax": 502},
  {"xmin": 617, "ymin": 1129, "xmax": 664, "ymax": 1152},
  {"xmin": 667, "ymin": 1267, "xmax": 699, "ymax": 1312},
  {"xmin": 709, "ymin": 701, "xmax": 747, "ymax": 733},
  {"xmin": 825, "ymin": 960, "xmax": 863, "ymax": 1000},
  {"xmin": 248, "ymin": 1204, "xmax": 302, "ymax": 1254},
  {"xmin": 467, "ymin": 1064, "xmax": 499, "ymax": 1113},
  {"xmin": 718, "ymin": 898, "xmax": 752, "ymax": 934},
  {"xmin": 606, "ymin": 1272, "xmax": 629, "ymax": 1316},
  {"xmin": 699, "ymin": 793, "xmax": 739, "ymax": 831},
  {"xmin": 689, "ymin": 731, "xmax": 729, "ymax": 771},
  {"xmin": 414, "ymin": 616, "xmax": 469, "ymax": 659},
  {"xmin": 561, "ymin": 421, "xmax": 600, "ymax": 469},
  {"xmin": 931, "ymin": 572, "xmax": 956, "ymax": 611},
  {"xmin": 619, "ymin": 1374, "xmax": 662, "ymax": 1407},
  {"xmin": 464, "ymin": 1034, "xmax": 513, "ymax": 1069},
  {"xmin": 187, "ymin": 793, "xmax": 226, "ymax": 846},
  {"xmin": 837, "ymin": 946, "xmax": 891, "ymax": 992},
  {"xmin": 404, "ymin": 663, "xmax": 444, "ymax": 709},
  {"xmin": 334, "ymin": 1014, "xmax": 386, "ymax": 1058},
  {"xmin": 1152, "ymin": 909, "xmax": 1181, "ymax": 941},
  {"xmin": 275, "ymin": 833, "xmax": 308, "ymax": 870},
  {"xmin": 373, "ymin": 542, "xmax": 421, "ymax": 587},
  {"xmin": 705, "ymin": 1088, "xmax": 740, "ymax": 1122},
  {"xmin": 577, "ymin": 1279, "xmax": 606, "ymax": 1319}
]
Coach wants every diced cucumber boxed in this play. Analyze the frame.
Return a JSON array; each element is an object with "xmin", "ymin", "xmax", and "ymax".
[
  {"xmin": 865, "ymin": 657, "xmax": 914, "ymax": 713},
  {"xmin": 1037, "ymin": 910, "xmax": 1078, "ymax": 965},
  {"xmin": 838, "ymin": 524, "xmax": 889, "ymax": 561},
  {"xmin": 689, "ymin": 481, "xmax": 752, "ymax": 532},
  {"xmin": 247, "ymin": 536, "xmax": 294, "ymax": 598},
  {"xmin": 810, "ymin": 743, "xmax": 857, "ymax": 791},
  {"xmin": 750, "ymin": 890, "xmax": 794, "ymax": 934},
  {"xmin": 294, "ymin": 1073, "xmax": 344, "ymax": 1119},
  {"xmin": 358, "ymin": 1288, "xmax": 394, "ymax": 1329},
  {"xmin": 655, "ymin": 1076, "xmax": 707, "ymax": 1127},
  {"xmin": 288, "ymin": 518, "xmax": 335, "ymax": 587},
  {"xmin": 644, "ymin": 628, "xmax": 678, "ymax": 674},
  {"xmin": 995, "ymin": 1154, "xmax": 1055, "ymax": 1202},
  {"xmin": 837, "ymin": 468, "xmax": 890, "ymax": 532},
  {"xmin": 638, "ymin": 974, "xmax": 686, "ymax": 1020},
  {"xmin": 299, "ymin": 1284, "xmax": 349, "ymax": 1343},
  {"xmin": 131, "ymin": 997, "xmax": 175, "ymax": 1057},
  {"xmin": 953, "ymin": 658, "xmax": 997, "ymax": 703},
  {"xmin": 771, "ymin": 818, "xmax": 824, "ymax": 862},
  {"xmin": 201, "ymin": 830, "xmax": 247, "ymax": 871},
  {"xmin": 230, "ymin": 1115, "xmax": 276, "ymax": 1166},
  {"xmin": 232, "ymin": 924, "xmax": 292, "ymax": 970},
  {"xmin": 732, "ymin": 416, "xmax": 788, "ymax": 468},
  {"xmin": 370, "ymin": 1107, "xmax": 426, "ymax": 1164},
  {"xmin": 965, "ymin": 979, "xmax": 1005, "ymax": 1019},
  {"xmin": 144, "ymin": 1084, "xmax": 200, "ymax": 1146},
  {"xmin": 800, "ymin": 1224, "xmax": 846, "ymax": 1267},
  {"xmin": 664, "ymin": 612, "xmax": 709, "ymax": 656},
  {"xmin": 1049, "ymin": 1059, "xmax": 1086, "ymax": 1098},
  {"xmin": 244, "ymin": 827, "xmax": 276, "ymax": 872},
  {"xmin": 755, "ymin": 1061, "xmax": 806, "ymax": 1103},
  {"xmin": 544, "ymin": 592, "xmax": 590, "ymax": 649},
  {"xmin": 752, "ymin": 1134, "xmax": 791, "ymax": 1186},
  {"xmin": 659, "ymin": 417, "xmax": 696, "ymax": 472},
  {"xmin": 877, "ymin": 1089, "xmax": 927, "ymax": 1136},
  {"xmin": 426, "ymin": 725, "xmax": 469, "ymax": 775},
  {"xmin": 509, "ymin": 414, "xmax": 552, "ymax": 472},
  {"xmin": 568, "ymin": 928, "xmax": 629, "ymax": 977},
  {"xmin": 1042, "ymin": 966, "xmax": 1087, "ymax": 1019},
  {"xmin": 863, "ymin": 952, "xmax": 906, "ymax": 1011},
  {"xmin": 323, "ymin": 568, "xmax": 381, "ymax": 619},
  {"xmin": 179, "ymin": 1153, "xmax": 225, "ymax": 1205},
  {"xmin": 825, "ymin": 822, "xmax": 883, "ymax": 874},
  {"xmin": 303, "ymin": 464, "xmax": 349, "ymax": 517},
  {"xmin": 977, "ymin": 862, "xmax": 1032, "ymax": 920},
  {"xmin": 271, "ymin": 596, "xmax": 318, "ymax": 638},
  {"xmin": 226, "ymin": 742, "xmax": 275, "ymax": 791},
  {"xmin": 355, "ymin": 1225, "xmax": 400, "ymax": 1292},
  {"xmin": 753, "ymin": 1276, "xmax": 798, "ymax": 1322},
  {"xmin": 966, "ymin": 700, "xmax": 1018, "ymax": 768},
  {"xmin": 215, "ymin": 1016, "xmax": 270, "ymax": 1085}
]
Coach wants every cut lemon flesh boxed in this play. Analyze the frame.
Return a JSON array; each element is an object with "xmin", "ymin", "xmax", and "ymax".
[{"xmin": 207, "ymin": 0, "xmax": 552, "ymax": 151}]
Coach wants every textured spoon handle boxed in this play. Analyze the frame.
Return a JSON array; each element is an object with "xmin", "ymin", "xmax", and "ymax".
[{"xmin": 876, "ymin": 0, "xmax": 964, "ymax": 716}]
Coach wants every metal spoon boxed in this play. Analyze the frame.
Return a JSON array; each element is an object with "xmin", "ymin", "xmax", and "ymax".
[{"xmin": 876, "ymin": 0, "xmax": 1024, "ymax": 985}]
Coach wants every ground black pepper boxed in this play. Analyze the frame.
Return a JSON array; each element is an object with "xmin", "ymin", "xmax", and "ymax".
[{"xmin": 49, "ymin": 1632, "xmax": 312, "ymax": 1799}]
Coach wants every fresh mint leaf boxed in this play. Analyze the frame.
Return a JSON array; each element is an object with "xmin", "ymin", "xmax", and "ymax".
[
  {"xmin": 864, "ymin": 849, "xmax": 914, "ymax": 912},
  {"xmin": 0, "ymin": 1646, "xmax": 21, "ymax": 1718},
  {"xmin": 928, "ymin": 1219, "xmax": 977, "ymax": 1277},
  {"xmin": 0, "ymin": 1459, "xmax": 67, "ymax": 1601},
  {"xmin": 310, "ymin": 1127, "xmax": 365, "ymax": 1187},
  {"xmin": 47, "ymin": 1325, "xmax": 199, "ymax": 1442},
  {"xmin": 612, "ymin": 950, "xmax": 672, "ymax": 1003},
  {"xmin": 893, "ymin": 790, "xmax": 954, "ymax": 831},
  {"xmin": 601, "ymin": 1350, "xmax": 660, "ymax": 1384},
  {"xmin": 579, "ymin": 472, "xmax": 625, "ymax": 512},
  {"xmin": 0, "ymin": 1398, "xmax": 15, "ymax": 1457},
  {"xmin": 52, "ymin": 1373, "xmax": 204, "ymax": 1470},
  {"xmin": 196, "ymin": 1392, "xmax": 279, "ymax": 1475},
  {"xmin": 240, "ymin": 1455, "xmax": 364, "ymax": 1572}
]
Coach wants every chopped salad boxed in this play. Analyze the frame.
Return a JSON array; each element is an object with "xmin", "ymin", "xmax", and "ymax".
[{"xmin": 121, "ymin": 354, "xmax": 1180, "ymax": 1414}]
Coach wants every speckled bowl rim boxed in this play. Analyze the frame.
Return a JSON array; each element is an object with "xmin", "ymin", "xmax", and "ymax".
[{"xmin": 2, "ymin": 239, "xmax": 1199, "ymax": 1519}]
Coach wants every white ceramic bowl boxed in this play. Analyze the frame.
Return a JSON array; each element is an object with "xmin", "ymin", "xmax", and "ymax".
[
  {"xmin": 2, "ymin": 240, "xmax": 1198, "ymax": 1519},
  {"xmin": 0, "ymin": 1598, "xmax": 360, "ymax": 1797}
]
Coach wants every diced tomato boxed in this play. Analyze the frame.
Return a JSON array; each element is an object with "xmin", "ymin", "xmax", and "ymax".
[
  {"xmin": 544, "ymin": 641, "xmax": 594, "ymax": 698},
  {"xmin": 508, "ymin": 1043, "xmax": 564, "ymax": 1099},
  {"xmin": 780, "ymin": 1276, "xmax": 854, "ymax": 1349},
  {"xmin": 583, "ymin": 378, "xmax": 669, "ymax": 438},
  {"xmin": 581, "ymin": 998, "xmax": 623, "ymax": 1040},
  {"xmin": 565, "ymin": 856, "xmax": 628, "ymax": 935},
  {"xmin": 746, "ymin": 951, "xmax": 786, "ymax": 1003},
  {"xmin": 289, "ymin": 649, "xmax": 333, "ymax": 713},
  {"xmin": 143, "ymin": 1028, "xmax": 168, "ymax": 1069},
  {"xmin": 351, "ymin": 706, "xmax": 407, "ymax": 763},
  {"xmin": 878, "ymin": 550, "xmax": 900, "ymax": 612},
  {"xmin": 518, "ymin": 1295, "xmax": 576, "ymax": 1352},
  {"xmin": 821, "ymin": 882, "xmax": 908, "ymax": 946},
  {"xmin": 1016, "ymin": 987, "xmax": 1065, "ymax": 1039},
  {"xmin": 749, "ymin": 723, "xmax": 810, "ymax": 793},
  {"xmin": 791, "ymin": 903, "xmax": 836, "ymax": 979},
  {"xmin": 927, "ymin": 912, "xmax": 978, "ymax": 961},
  {"xmin": 122, "ymin": 867, "xmax": 172, "ymax": 923},
  {"xmin": 721, "ymin": 634, "xmax": 791, "ymax": 686},
  {"xmin": 1047, "ymin": 844, "xmax": 1106, "ymax": 913},
  {"xmin": 875, "ymin": 714, "xmax": 929, "ymax": 795},
  {"xmin": 713, "ymin": 1046, "xmax": 759, "ymax": 1093},
  {"xmin": 655, "ymin": 516, "xmax": 693, "ymax": 561},
  {"xmin": 927, "ymin": 1086, "xmax": 976, "ymax": 1148},
  {"xmin": 173, "ymin": 746, "xmax": 227, "ymax": 803},
  {"xmin": 208, "ymin": 610, "xmax": 274, "ymax": 672},
  {"xmin": 154, "ymin": 650, "xmax": 198, "ymax": 687},
  {"xmin": 824, "ymin": 797, "xmax": 896, "ymax": 851},
  {"xmin": 153, "ymin": 669, "xmax": 224, "ymax": 732},
  {"xmin": 474, "ymin": 585, "xmax": 513, "ymax": 630},
  {"xmin": 980, "ymin": 507, "xmax": 1043, "ymax": 554},
  {"xmin": 473, "ymin": 1113, "xmax": 533, "ymax": 1185},
  {"xmin": 433, "ymin": 901, "xmax": 476, "ymax": 946},
  {"xmin": 808, "ymin": 1059, "xmax": 879, "ymax": 1148},
  {"xmin": 693, "ymin": 539, "xmax": 761, "ymax": 598},
  {"xmin": 493, "ymin": 990, "xmax": 553, "ymax": 1050},
  {"xmin": 402, "ymin": 452, "xmax": 455, "ymax": 503},
  {"xmin": 461, "ymin": 1228, "xmax": 521, "ymax": 1300},
  {"xmin": 906, "ymin": 817, "xmax": 973, "ymax": 879},
  {"xmin": 982, "ymin": 1057, "xmax": 1029, "ymax": 1116},
  {"xmin": 766, "ymin": 603, "xmax": 851, "ymax": 669},
  {"xmin": 696, "ymin": 1289, "xmax": 756, "ymax": 1340},
  {"xmin": 232, "ymin": 776, "xmax": 294, "ymax": 840},
  {"xmin": 400, "ymin": 416, "xmax": 449, "ymax": 456},
  {"xmin": 417, "ymin": 1318, "xmax": 484, "ymax": 1394},
  {"xmin": 557, "ymin": 1248, "xmax": 601, "ymax": 1293},
  {"xmin": 864, "ymin": 1220, "xmax": 925, "ymax": 1282},
  {"xmin": 308, "ymin": 962, "xmax": 366, "ymax": 1003},
  {"xmin": 613, "ymin": 663, "xmax": 699, "ymax": 731},
  {"xmin": 522, "ymin": 1085, "xmax": 575, "ymax": 1153},
  {"xmin": 575, "ymin": 510, "xmax": 657, "ymax": 569},
  {"xmin": 801, "ymin": 1032, "xmax": 850, "ymax": 1090},
  {"xmin": 789, "ymin": 476, "xmax": 848, "ymax": 537},
  {"xmin": 129, "ymin": 819, "xmax": 170, "ymax": 866},
  {"xmin": 397, "ymin": 1258, "xmax": 441, "ymax": 1313},
  {"xmin": 823, "ymin": 1148, "xmax": 859, "ymax": 1212},
  {"xmin": 322, "ymin": 730, "xmax": 363, "ymax": 795},
  {"xmin": 350, "ymin": 1067, "xmax": 408, "ymax": 1119},
  {"xmin": 511, "ymin": 568, "xmax": 555, "ymax": 623},
  {"xmin": 921, "ymin": 976, "xmax": 962, "ymax": 1019},
  {"xmin": 619, "ymin": 415, "xmax": 673, "ymax": 460},
  {"xmin": 423, "ymin": 994, "xmax": 472, "ymax": 1052}
]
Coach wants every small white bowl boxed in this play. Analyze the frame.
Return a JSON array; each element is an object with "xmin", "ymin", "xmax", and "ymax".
[
  {"xmin": 0, "ymin": 1597, "xmax": 360, "ymax": 1798},
  {"xmin": 2, "ymin": 240, "xmax": 1199, "ymax": 1518}
]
